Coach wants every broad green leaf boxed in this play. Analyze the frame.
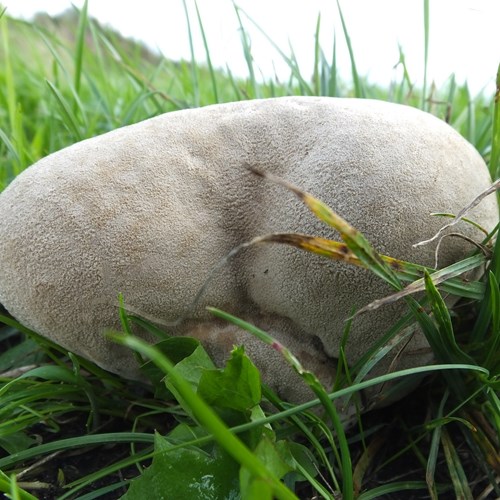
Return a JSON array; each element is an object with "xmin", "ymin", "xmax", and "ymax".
[
  {"xmin": 164, "ymin": 342, "xmax": 216, "ymax": 415},
  {"xmin": 0, "ymin": 432, "xmax": 37, "ymax": 455},
  {"xmin": 0, "ymin": 337, "xmax": 41, "ymax": 371},
  {"xmin": 124, "ymin": 432, "xmax": 239, "ymax": 500},
  {"xmin": 240, "ymin": 437, "xmax": 295, "ymax": 499},
  {"xmin": 140, "ymin": 336, "xmax": 201, "ymax": 398},
  {"xmin": 289, "ymin": 442, "xmax": 317, "ymax": 476},
  {"xmin": 242, "ymin": 478, "xmax": 273, "ymax": 500},
  {"xmin": 167, "ymin": 422, "xmax": 209, "ymax": 443},
  {"xmin": 168, "ymin": 342, "xmax": 216, "ymax": 389},
  {"xmin": 198, "ymin": 346, "xmax": 261, "ymax": 411}
]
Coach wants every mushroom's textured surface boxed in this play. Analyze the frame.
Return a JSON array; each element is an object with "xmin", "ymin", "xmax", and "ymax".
[{"xmin": 0, "ymin": 97, "xmax": 497, "ymax": 412}]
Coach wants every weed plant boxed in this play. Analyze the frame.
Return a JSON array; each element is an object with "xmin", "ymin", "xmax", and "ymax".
[{"xmin": 0, "ymin": 1, "xmax": 499, "ymax": 499}]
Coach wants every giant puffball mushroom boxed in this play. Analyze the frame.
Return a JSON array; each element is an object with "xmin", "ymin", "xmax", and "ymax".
[{"xmin": 0, "ymin": 97, "xmax": 497, "ymax": 417}]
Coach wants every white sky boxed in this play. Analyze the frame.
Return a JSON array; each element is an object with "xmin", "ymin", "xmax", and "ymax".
[{"xmin": 4, "ymin": 0, "xmax": 499, "ymax": 96}]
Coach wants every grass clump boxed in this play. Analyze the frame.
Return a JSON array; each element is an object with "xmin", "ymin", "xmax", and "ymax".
[{"xmin": 0, "ymin": 1, "xmax": 499, "ymax": 499}]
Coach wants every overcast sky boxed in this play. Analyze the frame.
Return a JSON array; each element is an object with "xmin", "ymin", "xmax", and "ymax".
[{"xmin": 5, "ymin": 0, "xmax": 499, "ymax": 97}]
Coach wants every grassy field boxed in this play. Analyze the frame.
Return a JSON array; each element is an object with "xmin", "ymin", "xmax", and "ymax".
[{"xmin": 0, "ymin": 1, "xmax": 499, "ymax": 499}]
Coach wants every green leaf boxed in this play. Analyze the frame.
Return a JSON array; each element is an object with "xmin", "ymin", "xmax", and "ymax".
[
  {"xmin": 242, "ymin": 478, "xmax": 273, "ymax": 500},
  {"xmin": 288, "ymin": 442, "xmax": 318, "ymax": 481},
  {"xmin": 167, "ymin": 422, "xmax": 209, "ymax": 444},
  {"xmin": 0, "ymin": 336, "xmax": 41, "ymax": 371},
  {"xmin": 0, "ymin": 432, "xmax": 37, "ymax": 455},
  {"xmin": 241, "ymin": 436, "xmax": 295, "ymax": 499},
  {"xmin": 198, "ymin": 346, "xmax": 261, "ymax": 411},
  {"xmin": 163, "ymin": 341, "xmax": 216, "ymax": 416},
  {"xmin": 140, "ymin": 336, "xmax": 201, "ymax": 397},
  {"xmin": 124, "ymin": 432, "xmax": 239, "ymax": 500},
  {"xmin": 169, "ymin": 342, "xmax": 216, "ymax": 388}
]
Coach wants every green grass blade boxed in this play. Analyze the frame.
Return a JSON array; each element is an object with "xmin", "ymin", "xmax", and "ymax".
[
  {"xmin": 33, "ymin": 25, "xmax": 73, "ymax": 87},
  {"xmin": 484, "ymin": 272, "xmax": 500, "ymax": 369},
  {"xmin": 182, "ymin": 0, "xmax": 199, "ymax": 106},
  {"xmin": 45, "ymin": 80, "xmax": 83, "ymax": 141},
  {"xmin": 444, "ymin": 74, "xmax": 456, "ymax": 123},
  {"xmin": 73, "ymin": 0, "xmax": 88, "ymax": 97},
  {"xmin": 313, "ymin": 14, "xmax": 321, "ymax": 96},
  {"xmin": 1, "ymin": 14, "xmax": 17, "ymax": 139},
  {"xmin": 0, "ymin": 471, "xmax": 38, "ymax": 500},
  {"xmin": 330, "ymin": 33, "xmax": 338, "ymax": 96},
  {"xmin": 194, "ymin": 0, "xmax": 219, "ymax": 103},
  {"xmin": 0, "ymin": 433, "xmax": 155, "ymax": 470},
  {"xmin": 395, "ymin": 44, "xmax": 414, "ymax": 102},
  {"xmin": 422, "ymin": 0, "xmax": 430, "ymax": 110},
  {"xmin": 225, "ymin": 66, "xmax": 243, "ymax": 100},
  {"xmin": 350, "ymin": 312, "xmax": 415, "ymax": 377},
  {"xmin": 0, "ymin": 126, "xmax": 20, "ymax": 166},
  {"xmin": 239, "ymin": 11, "xmax": 313, "ymax": 95},
  {"xmin": 491, "ymin": 64, "xmax": 500, "ymax": 180},
  {"xmin": 466, "ymin": 85, "xmax": 475, "ymax": 144},
  {"xmin": 233, "ymin": 4, "xmax": 260, "ymax": 98},
  {"xmin": 336, "ymin": 0, "xmax": 363, "ymax": 97},
  {"xmin": 424, "ymin": 271, "xmax": 474, "ymax": 365},
  {"xmin": 350, "ymin": 324, "xmax": 416, "ymax": 392},
  {"xmin": 69, "ymin": 481, "xmax": 128, "ymax": 500},
  {"xmin": 426, "ymin": 393, "xmax": 448, "ymax": 499},
  {"xmin": 0, "ymin": 15, "xmax": 26, "ymax": 174},
  {"xmin": 358, "ymin": 481, "xmax": 429, "ymax": 499},
  {"xmin": 473, "ymin": 231, "xmax": 500, "ymax": 342},
  {"xmin": 441, "ymin": 427, "xmax": 473, "ymax": 499},
  {"xmin": 263, "ymin": 389, "xmax": 341, "ymax": 492},
  {"xmin": 488, "ymin": 271, "xmax": 500, "ymax": 338}
]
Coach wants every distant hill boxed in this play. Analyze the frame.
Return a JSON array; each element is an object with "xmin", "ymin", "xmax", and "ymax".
[{"xmin": 31, "ymin": 8, "xmax": 163, "ymax": 65}]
